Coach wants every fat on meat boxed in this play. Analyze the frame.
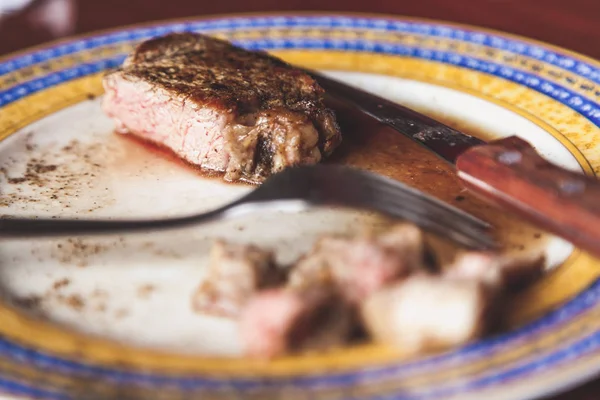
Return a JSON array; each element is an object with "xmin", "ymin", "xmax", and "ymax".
[{"xmin": 360, "ymin": 274, "xmax": 490, "ymax": 354}]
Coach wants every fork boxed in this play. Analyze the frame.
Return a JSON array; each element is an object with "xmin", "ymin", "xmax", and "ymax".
[{"xmin": 0, "ymin": 165, "xmax": 496, "ymax": 249}]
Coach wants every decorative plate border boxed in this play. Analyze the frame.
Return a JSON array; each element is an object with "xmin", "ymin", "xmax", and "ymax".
[{"xmin": 0, "ymin": 13, "xmax": 599, "ymax": 400}]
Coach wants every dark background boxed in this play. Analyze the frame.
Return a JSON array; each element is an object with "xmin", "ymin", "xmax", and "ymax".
[
  {"xmin": 1, "ymin": 0, "xmax": 600, "ymax": 59},
  {"xmin": 1, "ymin": 0, "xmax": 600, "ymax": 399}
]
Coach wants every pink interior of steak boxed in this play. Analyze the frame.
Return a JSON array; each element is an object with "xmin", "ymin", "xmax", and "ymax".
[
  {"xmin": 102, "ymin": 75, "xmax": 231, "ymax": 173},
  {"xmin": 239, "ymin": 287, "xmax": 351, "ymax": 358},
  {"xmin": 289, "ymin": 226, "xmax": 422, "ymax": 302},
  {"xmin": 103, "ymin": 74, "xmax": 323, "ymax": 182}
]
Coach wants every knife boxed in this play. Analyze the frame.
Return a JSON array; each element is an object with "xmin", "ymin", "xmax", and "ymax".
[{"xmin": 310, "ymin": 70, "xmax": 600, "ymax": 258}]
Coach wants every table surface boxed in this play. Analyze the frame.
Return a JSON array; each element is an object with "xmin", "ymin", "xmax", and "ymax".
[{"xmin": 1, "ymin": 0, "xmax": 600, "ymax": 399}]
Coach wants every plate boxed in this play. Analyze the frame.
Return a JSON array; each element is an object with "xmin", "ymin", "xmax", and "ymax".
[{"xmin": 1, "ymin": 12, "xmax": 600, "ymax": 400}]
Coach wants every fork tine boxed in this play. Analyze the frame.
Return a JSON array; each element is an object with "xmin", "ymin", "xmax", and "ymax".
[
  {"xmin": 370, "ymin": 193, "xmax": 497, "ymax": 249},
  {"xmin": 366, "ymin": 171, "xmax": 492, "ymax": 230},
  {"xmin": 366, "ymin": 200, "xmax": 493, "ymax": 249},
  {"xmin": 331, "ymin": 165, "xmax": 487, "ymax": 227},
  {"xmin": 368, "ymin": 180, "xmax": 494, "ymax": 239},
  {"xmin": 356, "ymin": 170, "xmax": 490, "ymax": 227},
  {"xmin": 340, "ymin": 168, "xmax": 497, "ymax": 249}
]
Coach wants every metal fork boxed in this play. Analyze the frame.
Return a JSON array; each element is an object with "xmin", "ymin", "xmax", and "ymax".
[{"xmin": 0, "ymin": 165, "xmax": 496, "ymax": 249}]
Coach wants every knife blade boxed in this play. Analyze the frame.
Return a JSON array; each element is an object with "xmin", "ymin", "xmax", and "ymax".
[
  {"xmin": 310, "ymin": 71, "xmax": 486, "ymax": 164},
  {"xmin": 310, "ymin": 70, "xmax": 600, "ymax": 258}
]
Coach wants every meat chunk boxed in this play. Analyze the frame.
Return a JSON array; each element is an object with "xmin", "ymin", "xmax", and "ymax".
[
  {"xmin": 102, "ymin": 32, "xmax": 341, "ymax": 183},
  {"xmin": 239, "ymin": 286, "xmax": 353, "ymax": 359},
  {"xmin": 444, "ymin": 251, "xmax": 545, "ymax": 291},
  {"xmin": 192, "ymin": 240, "xmax": 284, "ymax": 317},
  {"xmin": 360, "ymin": 275, "xmax": 490, "ymax": 354},
  {"xmin": 289, "ymin": 224, "xmax": 424, "ymax": 302}
]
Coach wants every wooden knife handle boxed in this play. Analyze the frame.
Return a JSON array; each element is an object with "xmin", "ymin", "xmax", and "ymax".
[{"xmin": 455, "ymin": 136, "xmax": 600, "ymax": 258}]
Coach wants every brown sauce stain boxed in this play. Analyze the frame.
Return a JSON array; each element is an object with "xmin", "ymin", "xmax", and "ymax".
[
  {"xmin": 327, "ymin": 103, "xmax": 549, "ymax": 264},
  {"xmin": 137, "ymin": 284, "xmax": 156, "ymax": 299},
  {"xmin": 52, "ymin": 278, "xmax": 70, "ymax": 290},
  {"xmin": 51, "ymin": 238, "xmax": 110, "ymax": 268},
  {"xmin": 65, "ymin": 294, "xmax": 85, "ymax": 311}
]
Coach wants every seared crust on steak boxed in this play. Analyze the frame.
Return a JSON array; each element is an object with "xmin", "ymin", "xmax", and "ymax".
[
  {"xmin": 102, "ymin": 32, "xmax": 341, "ymax": 182},
  {"xmin": 192, "ymin": 240, "xmax": 285, "ymax": 318}
]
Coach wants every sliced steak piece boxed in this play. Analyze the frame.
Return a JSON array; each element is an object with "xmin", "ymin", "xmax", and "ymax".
[
  {"xmin": 444, "ymin": 251, "xmax": 545, "ymax": 291},
  {"xmin": 289, "ymin": 224, "xmax": 424, "ymax": 302},
  {"xmin": 102, "ymin": 32, "xmax": 341, "ymax": 183},
  {"xmin": 239, "ymin": 285, "xmax": 353, "ymax": 359},
  {"xmin": 192, "ymin": 240, "xmax": 285, "ymax": 318},
  {"xmin": 360, "ymin": 274, "xmax": 491, "ymax": 354}
]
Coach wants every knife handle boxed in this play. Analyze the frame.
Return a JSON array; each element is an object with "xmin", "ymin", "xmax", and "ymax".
[{"xmin": 455, "ymin": 136, "xmax": 600, "ymax": 258}]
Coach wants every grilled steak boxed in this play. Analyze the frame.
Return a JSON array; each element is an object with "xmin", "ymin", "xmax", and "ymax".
[
  {"xmin": 239, "ymin": 285, "xmax": 353, "ymax": 359},
  {"xmin": 289, "ymin": 224, "xmax": 424, "ymax": 302},
  {"xmin": 360, "ymin": 274, "xmax": 490, "ymax": 354},
  {"xmin": 192, "ymin": 240, "xmax": 285, "ymax": 318},
  {"xmin": 102, "ymin": 32, "xmax": 342, "ymax": 182},
  {"xmin": 189, "ymin": 227, "xmax": 544, "ymax": 358},
  {"xmin": 444, "ymin": 251, "xmax": 545, "ymax": 292}
]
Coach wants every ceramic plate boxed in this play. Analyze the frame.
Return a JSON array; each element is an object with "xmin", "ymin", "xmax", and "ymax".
[{"xmin": 1, "ymin": 12, "xmax": 600, "ymax": 400}]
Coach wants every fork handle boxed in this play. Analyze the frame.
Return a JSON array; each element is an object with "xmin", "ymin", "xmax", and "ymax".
[
  {"xmin": 0, "ymin": 208, "xmax": 225, "ymax": 238},
  {"xmin": 456, "ymin": 136, "xmax": 600, "ymax": 259}
]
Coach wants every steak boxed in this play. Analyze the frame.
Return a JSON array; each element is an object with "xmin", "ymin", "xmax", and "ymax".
[
  {"xmin": 444, "ymin": 251, "xmax": 545, "ymax": 292},
  {"xmin": 192, "ymin": 240, "xmax": 285, "ymax": 318},
  {"xmin": 102, "ymin": 32, "xmax": 342, "ymax": 182},
  {"xmin": 239, "ymin": 285, "xmax": 353, "ymax": 359},
  {"xmin": 288, "ymin": 224, "xmax": 424, "ymax": 302},
  {"xmin": 360, "ymin": 274, "xmax": 490, "ymax": 354}
]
